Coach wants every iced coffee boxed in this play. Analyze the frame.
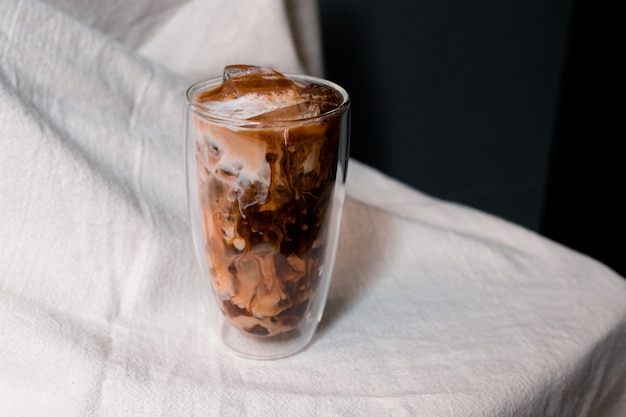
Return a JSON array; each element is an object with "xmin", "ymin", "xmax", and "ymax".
[{"xmin": 186, "ymin": 66, "xmax": 349, "ymax": 339}]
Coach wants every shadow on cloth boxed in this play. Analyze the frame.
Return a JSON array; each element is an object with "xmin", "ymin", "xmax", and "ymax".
[{"xmin": 314, "ymin": 196, "xmax": 395, "ymax": 339}]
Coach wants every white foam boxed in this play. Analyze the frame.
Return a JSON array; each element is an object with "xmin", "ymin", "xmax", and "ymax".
[{"xmin": 201, "ymin": 92, "xmax": 308, "ymax": 120}]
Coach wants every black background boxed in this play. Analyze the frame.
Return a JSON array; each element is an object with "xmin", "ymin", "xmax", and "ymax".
[{"xmin": 318, "ymin": 0, "xmax": 624, "ymax": 276}]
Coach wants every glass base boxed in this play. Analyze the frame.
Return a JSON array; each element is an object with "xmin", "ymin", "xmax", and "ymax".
[{"xmin": 219, "ymin": 315, "xmax": 317, "ymax": 360}]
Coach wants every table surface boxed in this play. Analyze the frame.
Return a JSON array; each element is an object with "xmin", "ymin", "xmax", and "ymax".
[{"xmin": 2, "ymin": 1, "xmax": 626, "ymax": 416}]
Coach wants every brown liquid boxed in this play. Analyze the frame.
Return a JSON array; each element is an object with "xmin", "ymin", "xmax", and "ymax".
[{"xmin": 192, "ymin": 66, "xmax": 344, "ymax": 336}]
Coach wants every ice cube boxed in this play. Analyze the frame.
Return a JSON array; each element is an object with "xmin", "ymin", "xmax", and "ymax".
[
  {"xmin": 217, "ymin": 65, "xmax": 299, "ymax": 98},
  {"xmin": 223, "ymin": 65, "xmax": 284, "ymax": 83},
  {"xmin": 302, "ymin": 83, "xmax": 344, "ymax": 115},
  {"xmin": 197, "ymin": 65, "xmax": 308, "ymax": 120},
  {"xmin": 248, "ymin": 101, "xmax": 321, "ymax": 122}
]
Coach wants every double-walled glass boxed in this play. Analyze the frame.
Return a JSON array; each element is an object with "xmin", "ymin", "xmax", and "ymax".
[{"xmin": 184, "ymin": 74, "xmax": 350, "ymax": 359}]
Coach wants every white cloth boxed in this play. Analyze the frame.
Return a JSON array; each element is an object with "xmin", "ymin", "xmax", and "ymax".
[{"xmin": 1, "ymin": 1, "xmax": 625, "ymax": 416}]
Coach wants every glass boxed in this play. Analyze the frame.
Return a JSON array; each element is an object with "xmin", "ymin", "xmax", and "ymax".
[{"xmin": 184, "ymin": 72, "xmax": 350, "ymax": 359}]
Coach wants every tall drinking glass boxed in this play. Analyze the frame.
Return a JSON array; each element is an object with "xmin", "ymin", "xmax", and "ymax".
[{"xmin": 184, "ymin": 66, "xmax": 350, "ymax": 359}]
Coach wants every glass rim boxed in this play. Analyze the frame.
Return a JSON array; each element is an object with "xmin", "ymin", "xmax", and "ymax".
[{"xmin": 184, "ymin": 73, "xmax": 350, "ymax": 128}]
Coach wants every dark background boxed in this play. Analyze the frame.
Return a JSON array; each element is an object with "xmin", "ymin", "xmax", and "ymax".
[{"xmin": 317, "ymin": 0, "xmax": 624, "ymax": 277}]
